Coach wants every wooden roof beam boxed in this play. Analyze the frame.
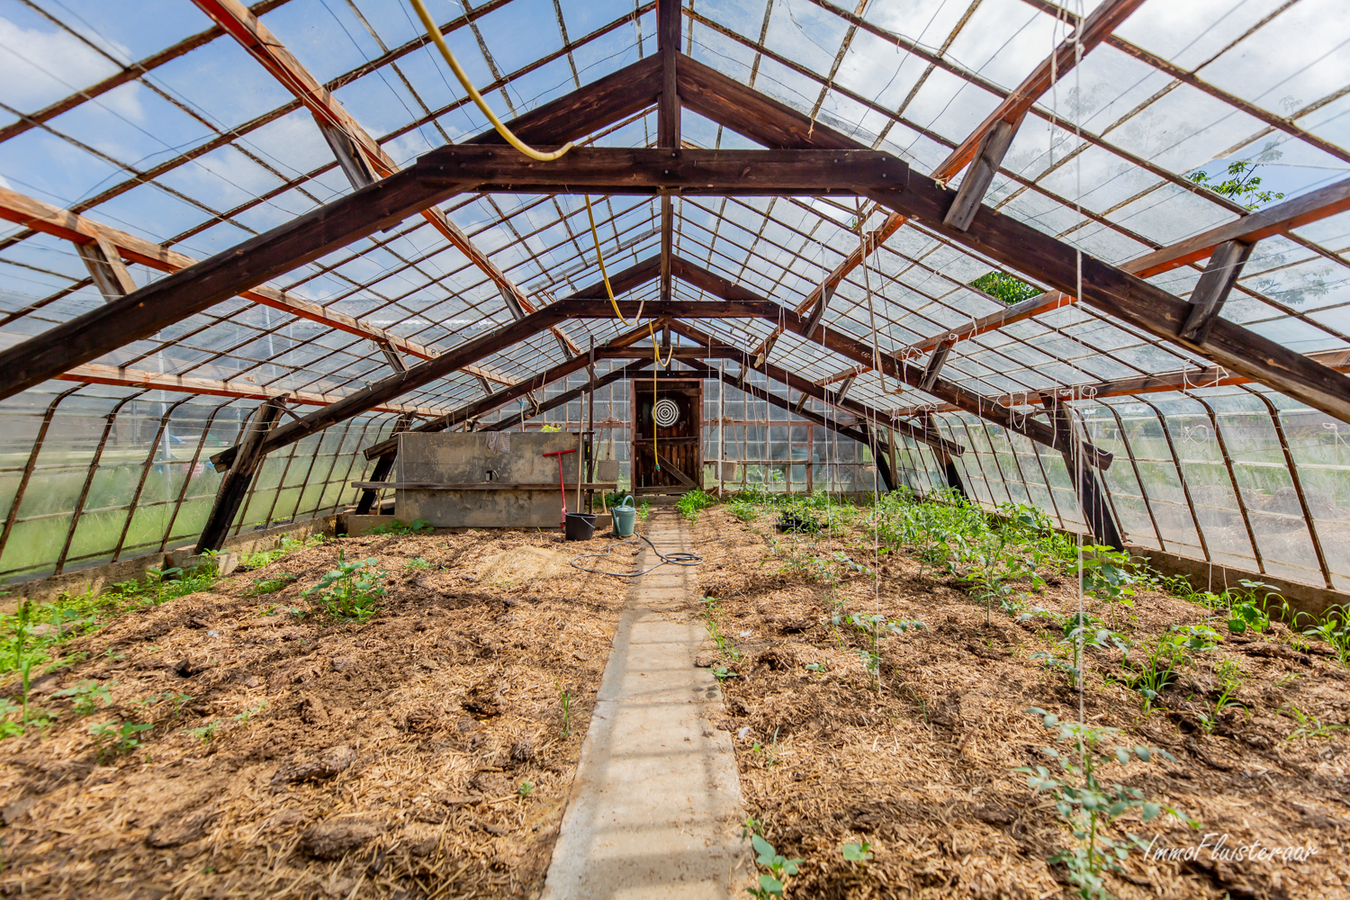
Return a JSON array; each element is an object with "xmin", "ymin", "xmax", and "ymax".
[
  {"xmin": 676, "ymin": 60, "xmax": 1350, "ymax": 427},
  {"xmin": 0, "ymin": 54, "xmax": 662, "ymax": 401},
  {"xmin": 190, "ymin": 0, "xmax": 583, "ymax": 356},
  {"xmin": 54, "ymin": 362, "xmax": 452, "ymax": 416}
]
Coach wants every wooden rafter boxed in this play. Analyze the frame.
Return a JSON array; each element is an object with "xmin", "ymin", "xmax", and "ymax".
[
  {"xmin": 907, "ymin": 175, "xmax": 1350, "ymax": 355},
  {"xmin": 0, "ymin": 55, "xmax": 662, "ymax": 402},
  {"xmin": 675, "ymin": 57, "xmax": 1350, "ymax": 427},
  {"xmin": 55, "ymin": 362, "xmax": 451, "ymax": 417},
  {"xmin": 0, "ymin": 187, "xmax": 512, "ymax": 386},
  {"xmin": 190, "ymin": 0, "xmax": 582, "ymax": 355}
]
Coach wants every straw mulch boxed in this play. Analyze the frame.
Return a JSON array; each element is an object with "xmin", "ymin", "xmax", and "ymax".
[
  {"xmin": 689, "ymin": 506, "xmax": 1350, "ymax": 900},
  {"xmin": 0, "ymin": 528, "xmax": 627, "ymax": 899}
]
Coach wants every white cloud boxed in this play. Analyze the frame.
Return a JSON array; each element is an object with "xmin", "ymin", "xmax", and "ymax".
[{"xmin": 0, "ymin": 17, "xmax": 142, "ymax": 121}]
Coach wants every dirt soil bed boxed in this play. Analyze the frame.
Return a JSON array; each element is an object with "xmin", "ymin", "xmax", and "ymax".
[
  {"xmin": 0, "ymin": 528, "xmax": 630, "ymax": 899},
  {"xmin": 689, "ymin": 507, "xmax": 1350, "ymax": 899}
]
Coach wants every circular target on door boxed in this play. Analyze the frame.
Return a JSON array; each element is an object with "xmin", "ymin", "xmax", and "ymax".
[{"xmin": 653, "ymin": 397, "xmax": 681, "ymax": 428}]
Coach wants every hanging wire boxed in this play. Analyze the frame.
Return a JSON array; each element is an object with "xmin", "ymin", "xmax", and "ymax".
[{"xmin": 408, "ymin": 0, "xmax": 574, "ymax": 162}]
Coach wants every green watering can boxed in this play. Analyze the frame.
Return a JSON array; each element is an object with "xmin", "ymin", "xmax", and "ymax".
[{"xmin": 612, "ymin": 495, "xmax": 637, "ymax": 538}]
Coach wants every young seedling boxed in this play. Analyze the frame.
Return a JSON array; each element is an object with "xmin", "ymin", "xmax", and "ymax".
[
  {"xmin": 89, "ymin": 720, "xmax": 153, "ymax": 761},
  {"xmin": 404, "ymin": 557, "xmax": 432, "ymax": 571},
  {"xmin": 747, "ymin": 834, "xmax": 803, "ymax": 899},
  {"xmin": 302, "ymin": 551, "xmax": 388, "ymax": 622},
  {"xmin": 1017, "ymin": 708, "xmax": 1191, "ymax": 900},
  {"xmin": 186, "ymin": 721, "xmax": 219, "ymax": 743},
  {"xmin": 842, "ymin": 840, "xmax": 872, "ymax": 866},
  {"xmin": 556, "ymin": 679, "xmax": 573, "ymax": 738},
  {"xmin": 53, "ymin": 680, "xmax": 113, "ymax": 716},
  {"xmin": 233, "ymin": 701, "xmax": 266, "ymax": 724},
  {"xmin": 518, "ymin": 780, "xmax": 533, "ymax": 798},
  {"xmin": 1281, "ymin": 705, "xmax": 1345, "ymax": 743}
]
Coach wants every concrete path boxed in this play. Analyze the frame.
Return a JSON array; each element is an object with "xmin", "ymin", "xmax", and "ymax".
[{"xmin": 542, "ymin": 512, "xmax": 751, "ymax": 899}]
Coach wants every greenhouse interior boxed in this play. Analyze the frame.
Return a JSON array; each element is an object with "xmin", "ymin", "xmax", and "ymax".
[{"xmin": 0, "ymin": 0, "xmax": 1348, "ymax": 896}]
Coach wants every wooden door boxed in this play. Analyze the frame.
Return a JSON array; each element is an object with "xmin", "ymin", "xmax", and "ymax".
[{"xmin": 631, "ymin": 377, "xmax": 702, "ymax": 494}]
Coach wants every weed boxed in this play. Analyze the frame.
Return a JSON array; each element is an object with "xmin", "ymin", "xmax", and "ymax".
[
  {"xmin": 241, "ymin": 534, "xmax": 327, "ymax": 569},
  {"xmin": 1281, "ymin": 705, "xmax": 1345, "ymax": 742},
  {"xmin": 303, "ymin": 551, "xmax": 388, "ymax": 622},
  {"xmin": 518, "ymin": 781, "xmax": 533, "ymax": 798},
  {"xmin": 746, "ymin": 834, "xmax": 802, "ymax": 899},
  {"xmin": 141, "ymin": 691, "xmax": 192, "ymax": 715},
  {"xmin": 89, "ymin": 720, "xmax": 153, "ymax": 761},
  {"xmin": 1017, "ymin": 708, "xmax": 1190, "ymax": 900},
  {"xmin": 677, "ymin": 489, "xmax": 717, "ymax": 522},
  {"xmin": 367, "ymin": 519, "xmax": 434, "ymax": 536},
  {"xmin": 751, "ymin": 727, "xmax": 780, "ymax": 769},
  {"xmin": 52, "ymin": 680, "xmax": 112, "ymax": 716},
  {"xmin": 842, "ymin": 841, "xmax": 872, "ymax": 865},
  {"xmin": 404, "ymin": 557, "xmax": 432, "ymax": 571},
  {"xmin": 1298, "ymin": 604, "xmax": 1350, "ymax": 667},
  {"xmin": 727, "ymin": 497, "xmax": 760, "ymax": 522},
  {"xmin": 1125, "ymin": 625, "xmax": 1220, "ymax": 716},
  {"xmin": 637, "ymin": 501, "xmax": 651, "ymax": 521}
]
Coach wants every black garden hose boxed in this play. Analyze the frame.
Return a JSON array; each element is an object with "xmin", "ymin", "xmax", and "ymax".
[{"xmin": 569, "ymin": 532, "xmax": 701, "ymax": 578}]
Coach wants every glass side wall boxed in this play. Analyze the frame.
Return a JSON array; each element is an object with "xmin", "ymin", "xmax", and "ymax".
[
  {"xmin": 0, "ymin": 382, "xmax": 393, "ymax": 583},
  {"xmin": 927, "ymin": 387, "xmax": 1347, "ymax": 593}
]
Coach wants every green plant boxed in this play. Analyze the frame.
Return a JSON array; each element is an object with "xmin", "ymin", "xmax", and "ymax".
[
  {"xmin": 637, "ymin": 501, "xmax": 651, "ymax": 521},
  {"xmin": 1299, "ymin": 604, "xmax": 1350, "ymax": 667},
  {"xmin": 747, "ymin": 834, "xmax": 803, "ymax": 898},
  {"xmin": 1226, "ymin": 580, "xmax": 1280, "ymax": 634},
  {"xmin": 404, "ymin": 557, "xmax": 432, "ymax": 571},
  {"xmin": 141, "ymin": 691, "xmax": 192, "ymax": 715},
  {"xmin": 701, "ymin": 597, "xmax": 740, "ymax": 660},
  {"xmin": 89, "ymin": 720, "xmax": 153, "ymax": 760},
  {"xmin": 234, "ymin": 701, "xmax": 266, "ymax": 723},
  {"xmin": 1125, "ymin": 625, "xmax": 1220, "ymax": 716},
  {"xmin": 367, "ymin": 519, "xmax": 434, "ymax": 536},
  {"xmin": 1070, "ymin": 547, "xmax": 1142, "ymax": 606},
  {"xmin": 1032, "ymin": 612, "xmax": 1130, "ymax": 690},
  {"xmin": 727, "ymin": 496, "xmax": 760, "ymax": 522},
  {"xmin": 9, "ymin": 600, "xmax": 35, "ymax": 727},
  {"xmin": 250, "ymin": 574, "xmax": 295, "ymax": 595},
  {"xmin": 677, "ymin": 489, "xmax": 717, "ymax": 522},
  {"xmin": 1281, "ymin": 705, "xmax": 1345, "ymax": 743},
  {"xmin": 557, "ymin": 679, "xmax": 573, "ymax": 738},
  {"xmin": 842, "ymin": 841, "xmax": 872, "ymax": 865},
  {"xmin": 186, "ymin": 721, "xmax": 219, "ymax": 743},
  {"xmin": 1196, "ymin": 660, "xmax": 1248, "ymax": 735},
  {"xmin": 303, "ymin": 551, "xmax": 388, "ymax": 622},
  {"xmin": 53, "ymin": 680, "xmax": 113, "ymax": 717},
  {"xmin": 1017, "ymin": 708, "xmax": 1188, "ymax": 900},
  {"xmin": 751, "ymin": 727, "xmax": 780, "ymax": 769},
  {"xmin": 518, "ymin": 780, "xmax": 533, "ymax": 797},
  {"xmin": 1187, "ymin": 159, "xmax": 1284, "ymax": 209},
  {"xmin": 713, "ymin": 666, "xmax": 738, "ymax": 681},
  {"xmin": 842, "ymin": 613, "xmax": 923, "ymax": 691},
  {"xmin": 970, "ymin": 271, "xmax": 1040, "ymax": 305}
]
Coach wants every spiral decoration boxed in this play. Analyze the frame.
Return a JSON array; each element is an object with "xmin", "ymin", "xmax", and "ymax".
[{"xmin": 653, "ymin": 397, "xmax": 680, "ymax": 428}]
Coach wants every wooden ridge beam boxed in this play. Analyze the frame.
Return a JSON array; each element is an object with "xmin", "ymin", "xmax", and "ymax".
[
  {"xmin": 0, "ymin": 56, "xmax": 660, "ymax": 402},
  {"xmin": 415, "ymin": 147, "xmax": 908, "ymax": 195},
  {"xmin": 676, "ymin": 60, "xmax": 1350, "ymax": 427},
  {"xmin": 657, "ymin": 0, "xmax": 680, "ymax": 304}
]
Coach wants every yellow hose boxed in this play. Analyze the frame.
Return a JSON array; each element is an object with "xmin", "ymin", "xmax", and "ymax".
[
  {"xmin": 584, "ymin": 195, "xmax": 633, "ymax": 323},
  {"xmin": 408, "ymin": 0, "xmax": 572, "ymax": 162}
]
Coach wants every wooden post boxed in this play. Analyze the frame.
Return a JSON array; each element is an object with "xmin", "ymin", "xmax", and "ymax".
[
  {"xmin": 1041, "ymin": 395, "xmax": 1124, "ymax": 551},
  {"xmin": 196, "ymin": 398, "xmax": 286, "ymax": 553}
]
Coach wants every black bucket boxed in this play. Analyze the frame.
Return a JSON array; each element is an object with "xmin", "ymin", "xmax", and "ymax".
[{"xmin": 564, "ymin": 512, "xmax": 597, "ymax": 541}]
